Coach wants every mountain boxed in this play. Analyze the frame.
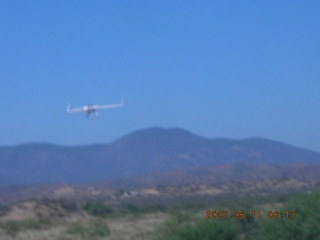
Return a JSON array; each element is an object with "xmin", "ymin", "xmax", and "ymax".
[{"xmin": 0, "ymin": 127, "xmax": 320, "ymax": 185}]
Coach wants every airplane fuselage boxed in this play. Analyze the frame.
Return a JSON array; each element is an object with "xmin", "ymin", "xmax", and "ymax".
[{"xmin": 83, "ymin": 105, "xmax": 96, "ymax": 116}]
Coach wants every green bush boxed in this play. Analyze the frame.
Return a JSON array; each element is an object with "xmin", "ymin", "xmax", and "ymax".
[
  {"xmin": 124, "ymin": 204, "xmax": 139, "ymax": 213},
  {"xmin": 0, "ymin": 218, "xmax": 51, "ymax": 236},
  {"xmin": 67, "ymin": 220, "xmax": 110, "ymax": 239},
  {"xmin": 56, "ymin": 237, "xmax": 72, "ymax": 240},
  {"xmin": 256, "ymin": 191, "xmax": 320, "ymax": 240},
  {"xmin": 0, "ymin": 221, "xmax": 21, "ymax": 237},
  {"xmin": 58, "ymin": 199, "xmax": 78, "ymax": 212},
  {"xmin": 116, "ymin": 203, "xmax": 167, "ymax": 216},
  {"xmin": 82, "ymin": 201, "xmax": 113, "ymax": 217},
  {"xmin": 140, "ymin": 203, "xmax": 166, "ymax": 213},
  {"xmin": 154, "ymin": 217, "xmax": 239, "ymax": 240},
  {"xmin": 177, "ymin": 220, "xmax": 240, "ymax": 240}
]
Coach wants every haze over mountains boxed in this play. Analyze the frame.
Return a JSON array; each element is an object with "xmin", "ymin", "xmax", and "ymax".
[{"xmin": 1, "ymin": 127, "xmax": 320, "ymax": 186}]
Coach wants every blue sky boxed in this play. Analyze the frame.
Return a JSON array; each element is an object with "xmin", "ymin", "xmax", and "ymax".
[{"xmin": 1, "ymin": 1, "xmax": 320, "ymax": 151}]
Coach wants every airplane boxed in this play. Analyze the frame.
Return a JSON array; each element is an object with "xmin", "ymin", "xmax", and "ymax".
[{"xmin": 67, "ymin": 98, "xmax": 124, "ymax": 117}]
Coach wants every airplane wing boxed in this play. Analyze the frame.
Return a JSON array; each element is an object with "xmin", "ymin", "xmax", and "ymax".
[
  {"xmin": 93, "ymin": 98, "xmax": 124, "ymax": 110},
  {"xmin": 93, "ymin": 103, "xmax": 124, "ymax": 110},
  {"xmin": 67, "ymin": 104, "xmax": 83, "ymax": 113}
]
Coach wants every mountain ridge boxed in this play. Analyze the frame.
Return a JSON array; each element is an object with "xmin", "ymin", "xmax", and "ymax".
[{"xmin": 0, "ymin": 127, "xmax": 319, "ymax": 186}]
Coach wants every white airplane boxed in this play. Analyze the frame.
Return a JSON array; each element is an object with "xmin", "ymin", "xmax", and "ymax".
[{"xmin": 67, "ymin": 98, "xmax": 124, "ymax": 117}]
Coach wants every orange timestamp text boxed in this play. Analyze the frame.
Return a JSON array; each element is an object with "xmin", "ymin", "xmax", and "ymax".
[{"xmin": 205, "ymin": 210, "xmax": 296, "ymax": 219}]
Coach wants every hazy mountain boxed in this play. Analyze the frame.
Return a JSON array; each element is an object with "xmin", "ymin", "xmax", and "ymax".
[{"xmin": 0, "ymin": 127, "xmax": 320, "ymax": 185}]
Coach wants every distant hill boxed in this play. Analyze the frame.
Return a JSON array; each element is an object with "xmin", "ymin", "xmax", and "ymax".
[
  {"xmin": 1, "ymin": 127, "xmax": 320, "ymax": 185},
  {"xmin": 1, "ymin": 162, "xmax": 320, "ymax": 204},
  {"xmin": 100, "ymin": 162, "xmax": 320, "ymax": 189}
]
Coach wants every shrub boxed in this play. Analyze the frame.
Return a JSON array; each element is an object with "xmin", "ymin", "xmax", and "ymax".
[
  {"xmin": 177, "ymin": 220, "xmax": 240, "ymax": 240},
  {"xmin": 0, "ymin": 205, "xmax": 9, "ymax": 217},
  {"xmin": 82, "ymin": 201, "xmax": 113, "ymax": 217},
  {"xmin": 0, "ymin": 218, "xmax": 51, "ymax": 236},
  {"xmin": 0, "ymin": 221, "xmax": 21, "ymax": 237},
  {"xmin": 154, "ymin": 217, "xmax": 239, "ymax": 240},
  {"xmin": 256, "ymin": 191, "xmax": 320, "ymax": 240},
  {"xmin": 58, "ymin": 199, "xmax": 78, "ymax": 212},
  {"xmin": 67, "ymin": 220, "xmax": 110, "ymax": 239}
]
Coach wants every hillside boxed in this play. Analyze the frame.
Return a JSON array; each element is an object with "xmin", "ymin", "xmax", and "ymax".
[{"xmin": 0, "ymin": 127, "xmax": 320, "ymax": 185}]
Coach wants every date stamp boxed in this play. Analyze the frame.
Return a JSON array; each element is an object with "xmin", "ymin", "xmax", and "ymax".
[{"xmin": 205, "ymin": 210, "xmax": 296, "ymax": 219}]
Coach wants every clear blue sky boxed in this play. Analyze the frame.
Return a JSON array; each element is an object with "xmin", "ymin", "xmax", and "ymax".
[{"xmin": 1, "ymin": 1, "xmax": 320, "ymax": 151}]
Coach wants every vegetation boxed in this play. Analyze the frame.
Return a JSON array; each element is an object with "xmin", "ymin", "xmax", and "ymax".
[
  {"xmin": 256, "ymin": 191, "xmax": 320, "ymax": 240},
  {"xmin": 82, "ymin": 200, "xmax": 169, "ymax": 218},
  {"xmin": 119, "ymin": 203, "xmax": 167, "ymax": 215},
  {"xmin": 175, "ymin": 220, "xmax": 240, "ymax": 240},
  {"xmin": 154, "ymin": 211, "xmax": 239, "ymax": 240},
  {"xmin": 66, "ymin": 219, "xmax": 110, "ymax": 239},
  {"xmin": 0, "ymin": 218, "xmax": 51, "ymax": 236},
  {"xmin": 0, "ymin": 205, "xmax": 10, "ymax": 217},
  {"xmin": 82, "ymin": 201, "xmax": 113, "ymax": 217},
  {"xmin": 58, "ymin": 199, "xmax": 78, "ymax": 213},
  {"xmin": 153, "ymin": 191, "xmax": 320, "ymax": 240},
  {"xmin": 0, "ymin": 191, "xmax": 319, "ymax": 239}
]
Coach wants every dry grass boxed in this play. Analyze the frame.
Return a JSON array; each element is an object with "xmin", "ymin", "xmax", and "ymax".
[
  {"xmin": 0, "ymin": 225, "xmax": 66, "ymax": 240},
  {"xmin": 0, "ymin": 211, "xmax": 169, "ymax": 240},
  {"xmin": 106, "ymin": 212, "xmax": 169, "ymax": 240}
]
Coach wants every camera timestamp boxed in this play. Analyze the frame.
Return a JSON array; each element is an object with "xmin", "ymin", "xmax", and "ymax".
[{"xmin": 205, "ymin": 210, "xmax": 296, "ymax": 220}]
